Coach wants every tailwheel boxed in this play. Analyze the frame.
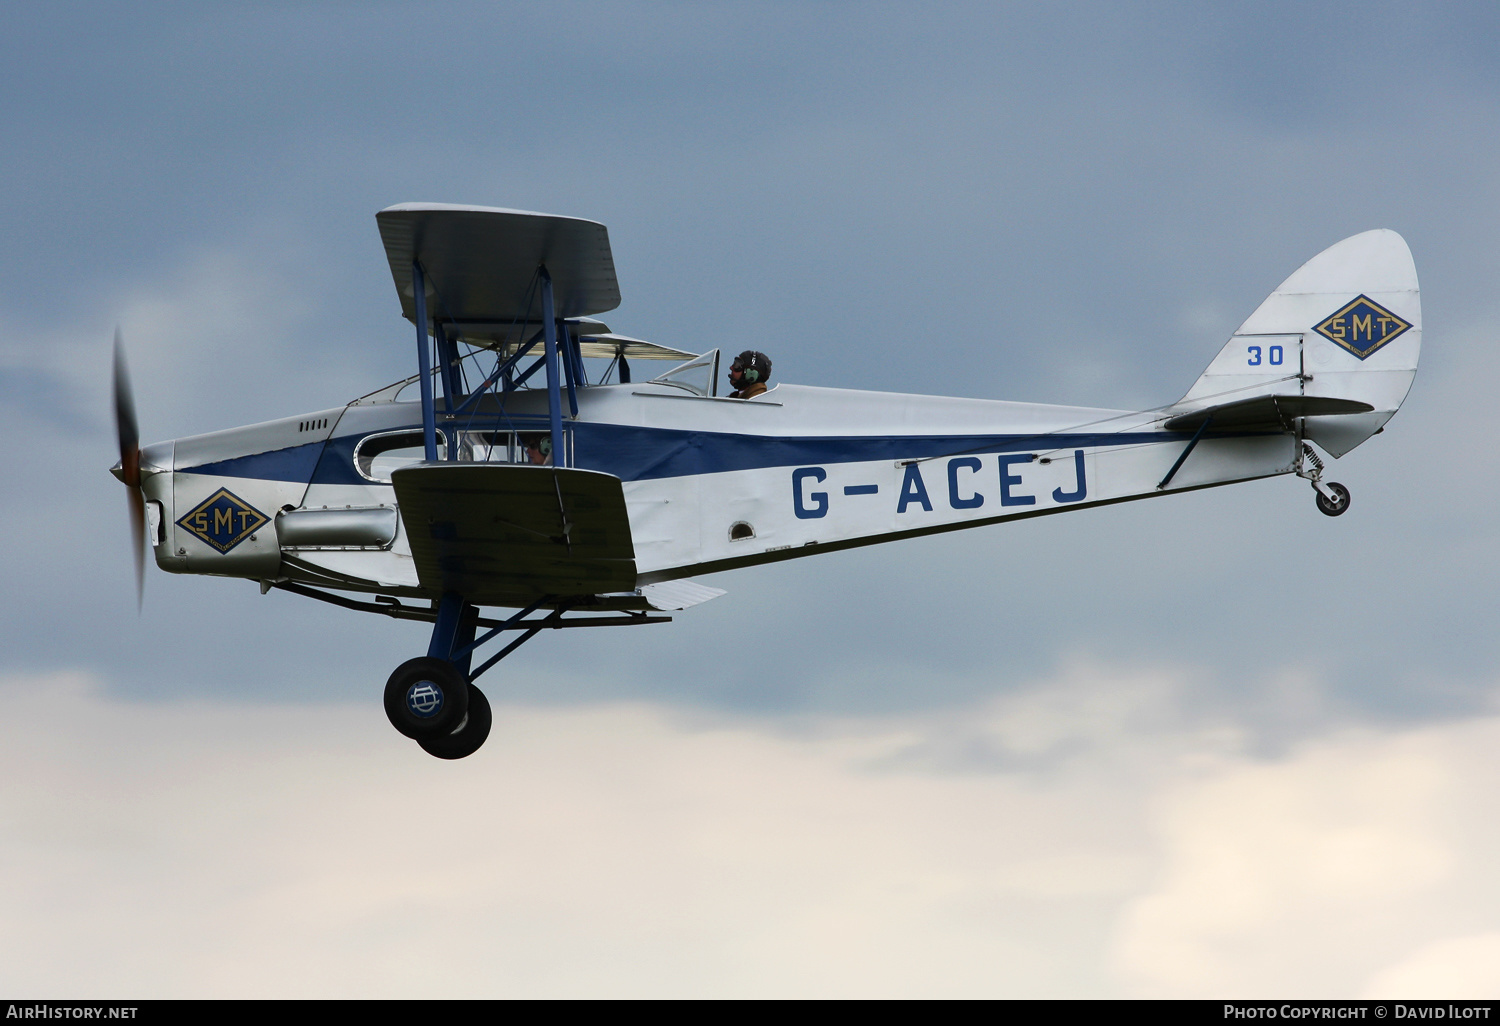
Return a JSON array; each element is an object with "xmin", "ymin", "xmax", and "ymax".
[
  {"xmin": 1315, "ymin": 482, "xmax": 1351, "ymax": 517},
  {"xmin": 384, "ymin": 657, "xmax": 470, "ymax": 739},
  {"xmin": 418, "ymin": 684, "xmax": 493, "ymax": 760}
]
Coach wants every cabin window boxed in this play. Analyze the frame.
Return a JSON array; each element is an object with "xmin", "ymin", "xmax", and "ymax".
[
  {"xmin": 459, "ymin": 429, "xmax": 572, "ymax": 467},
  {"xmin": 458, "ymin": 431, "xmax": 518, "ymax": 463},
  {"xmin": 355, "ymin": 428, "xmax": 572, "ymax": 480},
  {"xmin": 353, "ymin": 429, "xmax": 448, "ymax": 483}
]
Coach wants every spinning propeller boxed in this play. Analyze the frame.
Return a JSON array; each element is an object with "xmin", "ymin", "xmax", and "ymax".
[{"xmin": 112, "ymin": 329, "xmax": 146, "ymax": 608}]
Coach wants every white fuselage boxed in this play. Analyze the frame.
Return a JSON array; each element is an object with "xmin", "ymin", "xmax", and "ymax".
[{"xmin": 139, "ymin": 379, "xmax": 1295, "ymax": 602}]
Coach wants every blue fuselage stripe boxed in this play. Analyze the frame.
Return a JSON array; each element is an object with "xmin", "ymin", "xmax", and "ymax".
[
  {"xmin": 177, "ymin": 441, "xmax": 325, "ymax": 484},
  {"xmin": 177, "ymin": 422, "xmax": 1186, "ymax": 486},
  {"xmin": 569, "ymin": 423, "xmax": 1175, "ymax": 482}
]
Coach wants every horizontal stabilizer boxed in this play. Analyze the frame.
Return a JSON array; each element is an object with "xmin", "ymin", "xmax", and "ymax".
[
  {"xmin": 639, "ymin": 579, "xmax": 727, "ymax": 611},
  {"xmin": 391, "ymin": 463, "xmax": 636, "ymax": 605},
  {"xmin": 1162, "ymin": 395, "xmax": 1374, "ymax": 433}
]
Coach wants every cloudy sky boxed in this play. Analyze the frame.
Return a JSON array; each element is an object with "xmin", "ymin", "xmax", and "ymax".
[{"xmin": 3, "ymin": 0, "xmax": 1500, "ymax": 997}]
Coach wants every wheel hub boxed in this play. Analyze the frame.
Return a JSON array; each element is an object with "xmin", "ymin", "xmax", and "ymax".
[{"xmin": 406, "ymin": 681, "xmax": 444, "ymax": 718}]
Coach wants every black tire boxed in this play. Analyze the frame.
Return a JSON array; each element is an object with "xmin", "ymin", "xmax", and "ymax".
[
  {"xmin": 419, "ymin": 684, "xmax": 492, "ymax": 760},
  {"xmin": 384, "ymin": 657, "xmax": 470, "ymax": 739},
  {"xmin": 1316, "ymin": 482, "xmax": 1351, "ymax": 517}
]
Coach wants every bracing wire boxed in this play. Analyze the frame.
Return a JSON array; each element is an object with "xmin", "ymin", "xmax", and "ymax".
[{"xmin": 902, "ymin": 372, "xmax": 1307, "ymax": 469}]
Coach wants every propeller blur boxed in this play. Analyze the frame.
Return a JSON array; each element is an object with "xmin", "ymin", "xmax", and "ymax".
[{"xmin": 111, "ymin": 329, "xmax": 146, "ymax": 610}]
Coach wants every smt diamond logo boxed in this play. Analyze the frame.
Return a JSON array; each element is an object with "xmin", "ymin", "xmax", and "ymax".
[
  {"xmin": 176, "ymin": 488, "xmax": 268, "ymax": 553},
  {"xmin": 1313, "ymin": 294, "xmax": 1412, "ymax": 359}
]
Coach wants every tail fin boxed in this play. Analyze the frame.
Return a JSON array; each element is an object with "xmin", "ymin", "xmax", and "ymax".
[{"xmin": 1173, "ymin": 230, "xmax": 1421, "ymax": 456}]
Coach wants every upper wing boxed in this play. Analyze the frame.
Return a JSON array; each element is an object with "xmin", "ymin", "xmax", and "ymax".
[
  {"xmin": 376, "ymin": 203, "xmax": 621, "ymax": 333},
  {"xmin": 391, "ymin": 463, "xmax": 637, "ymax": 606}
]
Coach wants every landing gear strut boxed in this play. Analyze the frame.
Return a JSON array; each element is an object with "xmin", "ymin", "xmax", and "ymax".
[
  {"xmin": 1296, "ymin": 442, "xmax": 1351, "ymax": 517},
  {"xmin": 382, "ymin": 592, "xmax": 493, "ymax": 760},
  {"xmin": 339, "ymin": 587, "xmax": 668, "ymax": 760},
  {"xmin": 383, "ymin": 593, "xmax": 554, "ymax": 761}
]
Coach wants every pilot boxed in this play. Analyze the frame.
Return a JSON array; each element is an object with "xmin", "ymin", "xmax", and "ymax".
[
  {"xmin": 728, "ymin": 350, "xmax": 772, "ymax": 399},
  {"xmin": 520, "ymin": 433, "xmax": 553, "ymax": 466}
]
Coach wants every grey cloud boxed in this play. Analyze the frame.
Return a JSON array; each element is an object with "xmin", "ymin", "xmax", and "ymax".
[{"xmin": 2, "ymin": 4, "xmax": 1498, "ymax": 731}]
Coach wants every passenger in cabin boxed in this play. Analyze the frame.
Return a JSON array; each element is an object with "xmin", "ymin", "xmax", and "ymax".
[
  {"xmin": 728, "ymin": 350, "xmax": 772, "ymax": 399},
  {"xmin": 520, "ymin": 433, "xmax": 553, "ymax": 466}
]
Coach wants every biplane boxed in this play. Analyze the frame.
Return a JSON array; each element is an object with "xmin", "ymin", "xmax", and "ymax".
[{"xmin": 110, "ymin": 205, "xmax": 1422, "ymax": 758}]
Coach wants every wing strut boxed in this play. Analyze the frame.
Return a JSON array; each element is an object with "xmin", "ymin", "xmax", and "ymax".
[
  {"xmin": 412, "ymin": 261, "xmax": 439, "ymax": 463},
  {"xmin": 540, "ymin": 266, "xmax": 566, "ymax": 470},
  {"xmin": 1157, "ymin": 413, "xmax": 1213, "ymax": 490},
  {"xmin": 411, "ymin": 261, "xmax": 573, "ymax": 471},
  {"xmin": 434, "ymin": 322, "xmax": 462, "ymax": 459}
]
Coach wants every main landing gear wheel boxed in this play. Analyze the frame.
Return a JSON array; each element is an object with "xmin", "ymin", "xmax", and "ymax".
[
  {"xmin": 384, "ymin": 657, "xmax": 470, "ymax": 739},
  {"xmin": 418, "ymin": 684, "xmax": 492, "ymax": 760},
  {"xmin": 1316, "ymin": 482, "xmax": 1351, "ymax": 517}
]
